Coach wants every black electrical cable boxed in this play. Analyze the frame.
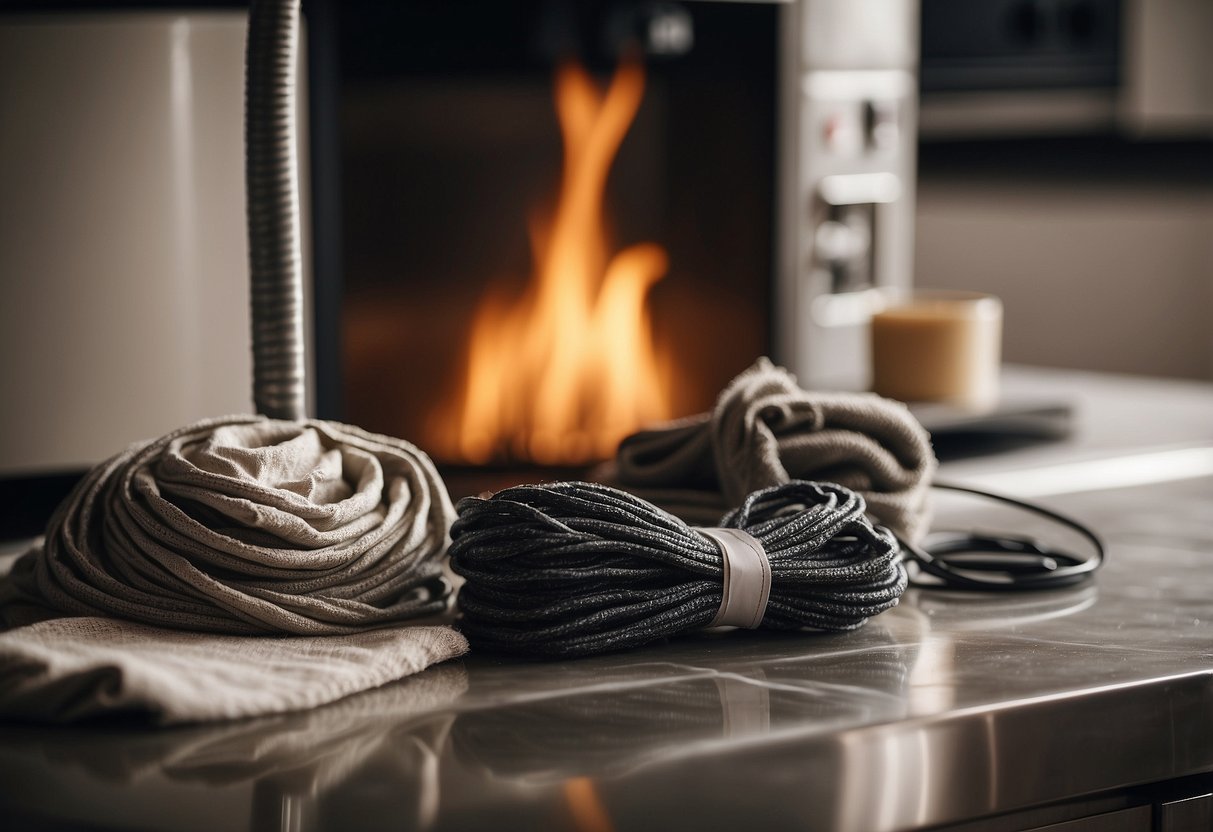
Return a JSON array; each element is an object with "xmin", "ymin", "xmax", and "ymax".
[
  {"xmin": 449, "ymin": 480, "xmax": 907, "ymax": 659},
  {"xmin": 900, "ymin": 482, "xmax": 1105, "ymax": 591}
]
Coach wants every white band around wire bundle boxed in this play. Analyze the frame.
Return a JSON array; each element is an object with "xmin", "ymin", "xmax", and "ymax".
[{"xmin": 699, "ymin": 527, "xmax": 773, "ymax": 629}]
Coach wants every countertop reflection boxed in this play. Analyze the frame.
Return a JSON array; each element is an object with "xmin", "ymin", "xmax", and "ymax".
[{"xmin": 2, "ymin": 370, "xmax": 1213, "ymax": 832}]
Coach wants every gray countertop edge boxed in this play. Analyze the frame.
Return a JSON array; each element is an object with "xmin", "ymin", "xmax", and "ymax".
[{"xmin": 609, "ymin": 668, "xmax": 1213, "ymax": 832}]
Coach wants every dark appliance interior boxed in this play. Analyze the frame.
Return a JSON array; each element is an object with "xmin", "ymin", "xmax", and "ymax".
[{"xmin": 307, "ymin": 0, "xmax": 777, "ymax": 480}]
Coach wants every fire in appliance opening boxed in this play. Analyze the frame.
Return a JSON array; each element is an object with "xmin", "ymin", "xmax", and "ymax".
[
  {"xmin": 430, "ymin": 58, "xmax": 675, "ymax": 466},
  {"xmin": 330, "ymin": 1, "xmax": 775, "ymax": 477}
]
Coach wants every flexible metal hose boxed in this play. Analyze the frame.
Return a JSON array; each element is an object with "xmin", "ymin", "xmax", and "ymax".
[
  {"xmin": 246, "ymin": 0, "xmax": 306, "ymax": 420},
  {"xmin": 450, "ymin": 480, "xmax": 908, "ymax": 658}
]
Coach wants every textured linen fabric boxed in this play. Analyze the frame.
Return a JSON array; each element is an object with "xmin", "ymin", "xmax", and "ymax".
[
  {"xmin": 0, "ymin": 659, "xmax": 468, "ymax": 800},
  {"xmin": 0, "ymin": 416, "xmax": 455, "ymax": 633},
  {"xmin": 0, "ymin": 416, "xmax": 467, "ymax": 722},
  {"xmin": 0, "ymin": 617, "xmax": 467, "ymax": 724},
  {"xmin": 598, "ymin": 358, "xmax": 937, "ymax": 543}
]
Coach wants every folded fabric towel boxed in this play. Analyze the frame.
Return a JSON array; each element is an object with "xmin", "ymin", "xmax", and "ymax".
[
  {"xmin": 597, "ymin": 358, "xmax": 937, "ymax": 543},
  {"xmin": 0, "ymin": 617, "xmax": 465, "ymax": 724},
  {"xmin": 0, "ymin": 416, "xmax": 468, "ymax": 722}
]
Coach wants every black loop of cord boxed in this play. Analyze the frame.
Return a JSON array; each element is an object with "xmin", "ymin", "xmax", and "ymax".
[
  {"xmin": 449, "ymin": 480, "xmax": 907, "ymax": 659},
  {"xmin": 901, "ymin": 482, "xmax": 1105, "ymax": 592}
]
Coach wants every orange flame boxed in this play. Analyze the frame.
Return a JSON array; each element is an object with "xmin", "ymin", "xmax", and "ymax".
[{"xmin": 434, "ymin": 58, "xmax": 672, "ymax": 465}]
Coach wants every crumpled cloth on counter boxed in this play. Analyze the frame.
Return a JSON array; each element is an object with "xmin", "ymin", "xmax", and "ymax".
[
  {"xmin": 597, "ymin": 358, "xmax": 937, "ymax": 543},
  {"xmin": 0, "ymin": 617, "xmax": 465, "ymax": 724},
  {"xmin": 0, "ymin": 656, "xmax": 467, "ymax": 820},
  {"xmin": 0, "ymin": 416, "xmax": 468, "ymax": 723}
]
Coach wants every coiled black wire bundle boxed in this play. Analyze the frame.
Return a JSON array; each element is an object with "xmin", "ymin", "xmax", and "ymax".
[{"xmin": 449, "ymin": 480, "xmax": 908, "ymax": 658}]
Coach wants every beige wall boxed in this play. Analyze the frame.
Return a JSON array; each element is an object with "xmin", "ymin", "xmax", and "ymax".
[
  {"xmin": 915, "ymin": 176, "xmax": 1213, "ymax": 380},
  {"xmin": 0, "ymin": 14, "xmax": 258, "ymax": 474}
]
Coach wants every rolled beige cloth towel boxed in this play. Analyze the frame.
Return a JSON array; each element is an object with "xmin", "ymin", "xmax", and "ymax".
[
  {"xmin": 598, "ymin": 358, "xmax": 937, "ymax": 543},
  {"xmin": 1, "ymin": 416, "xmax": 454, "ymax": 632},
  {"xmin": 0, "ymin": 415, "xmax": 468, "ymax": 722}
]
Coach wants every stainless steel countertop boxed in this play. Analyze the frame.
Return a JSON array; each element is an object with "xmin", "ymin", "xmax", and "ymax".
[{"xmin": 1, "ymin": 366, "xmax": 1212, "ymax": 832}]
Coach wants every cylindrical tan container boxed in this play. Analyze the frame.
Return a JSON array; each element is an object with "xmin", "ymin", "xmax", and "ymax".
[{"xmin": 870, "ymin": 290, "xmax": 1002, "ymax": 410}]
